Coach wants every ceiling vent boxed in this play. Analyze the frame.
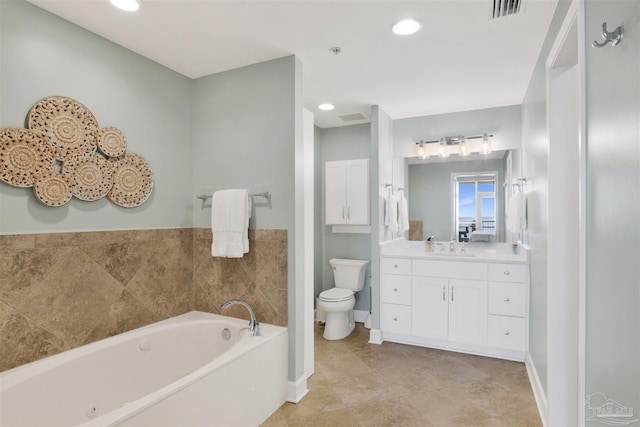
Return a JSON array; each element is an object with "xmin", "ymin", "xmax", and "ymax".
[
  {"xmin": 492, "ymin": 0, "xmax": 524, "ymax": 19},
  {"xmin": 338, "ymin": 113, "xmax": 367, "ymax": 122}
]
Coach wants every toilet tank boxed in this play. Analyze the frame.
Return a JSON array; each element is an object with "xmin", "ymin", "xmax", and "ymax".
[{"xmin": 330, "ymin": 258, "xmax": 370, "ymax": 291}]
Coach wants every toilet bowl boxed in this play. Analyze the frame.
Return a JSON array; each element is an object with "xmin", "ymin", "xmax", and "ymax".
[{"xmin": 318, "ymin": 258, "xmax": 369, "ymax": 340}]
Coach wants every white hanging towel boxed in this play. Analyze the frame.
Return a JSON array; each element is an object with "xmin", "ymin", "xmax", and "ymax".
[
  {"xmin": 507, "ymin": 192, "xmax": 526, "ymax": 232},
  {"xmin": 387, "ymin": 193, "xmax": 399, "ymax": 233},
  {"xmin": 398, "ymin": 194, "xmax": 409, "ymax": 233},
  {"xmin": 211, "ymin": 189, "xmax": 251, "ymax": 258}
]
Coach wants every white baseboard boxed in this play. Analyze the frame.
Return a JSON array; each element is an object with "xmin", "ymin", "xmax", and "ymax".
[
  {"xmin": 525, "ymin": 352, "xmax": 548, "ymax": 427},
  {"xmin": 286, "ymin": 376, "xmax": 309, "ymax": 403},
  {"xmin": 368, "ymin": 329, "xmax": 383, "ymax": 344}
]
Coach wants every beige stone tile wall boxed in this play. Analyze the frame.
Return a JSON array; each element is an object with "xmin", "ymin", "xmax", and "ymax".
[
  {"xmin": 0, "ymin": 228, "xmax": 287, "ymax": 373},
  {"xmin": 193, "ymin": 228, "xmax": 288, "ymax": 328}
]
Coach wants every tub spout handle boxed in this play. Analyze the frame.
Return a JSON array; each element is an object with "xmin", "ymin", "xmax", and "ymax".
[{"xmin": 221, "ymin": 299, "xmax": 260, "ymax": 336}]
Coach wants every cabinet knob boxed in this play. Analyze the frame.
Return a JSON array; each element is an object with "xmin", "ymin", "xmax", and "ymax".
[
  {"xmin": 393, "ymin": 288, "xmax": 398, "ymax": 292},
  {"xmin": 504, "ymin": 297, "xmax": 511, "ymax": 302},
  {"xmin": 393, "ymin": 317, "xmax": 398, "ymax": 321},
  {"xmin": 503, "ymin": 331, "xmax": 511, "ymax": 336},
  {"xmin": 393, "ymin": 264, "xmax": 398, "ymax": 268},
  {"xmin": 503, "ymin": 271, "xmax": 511, "ymax": 276}
]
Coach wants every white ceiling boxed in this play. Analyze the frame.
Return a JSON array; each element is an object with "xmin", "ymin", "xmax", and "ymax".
[{"xmin": 27, "ymin": 0, "xmax": 558, "ymax": 129}]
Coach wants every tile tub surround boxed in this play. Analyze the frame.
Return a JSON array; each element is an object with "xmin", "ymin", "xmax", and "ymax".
[
  {"xmin": 0, "ymin": 228, "xmax": 287, "ymax": 372},
  {"xmin": 193, "ymin": 228, "xmax": 288, "ymax": 328}
]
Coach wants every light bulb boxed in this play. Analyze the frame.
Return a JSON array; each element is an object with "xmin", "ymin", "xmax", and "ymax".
[
  {"xmin": 480, "ymin": 134, "xmax": 492, "ymax": 154},
  {"xmin": 458, "ymin": 138, "xmax": 470, "ymax": 156},
  {"xmin": 417, "ymin": 143, "xmax": 427, "ymax": 159},
  {"xmin": 439, "ymin": 138, "xmax": 449, "ymax": 158}
]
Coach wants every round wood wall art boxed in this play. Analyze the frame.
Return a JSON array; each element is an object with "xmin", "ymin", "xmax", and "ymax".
[
  {"xmin": 27, "ymin": 96, "xmax": 99, "ymax": 162},
  {"xmin": 107, "ymin": 152, "xmax": 153, "ymax": 208},
  {"xmin": 62, "ymin": 152, "xmax": 114, "ymax": 201},
  {"xmin": 98, "ymin": 127, "xmax": 127, "ymax": 158},
  {"xmin": 33, "ymin": 173, "xmax": 73, "ymax": 206},
  {"xmin": 0, "ymin": 128, "xmax": 55, "ymax": 188}
]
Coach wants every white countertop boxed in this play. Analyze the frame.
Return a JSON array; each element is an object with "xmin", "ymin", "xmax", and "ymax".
[{"xmin": 380, "ymin": 239, "xmax": 528, "ymax": 263}]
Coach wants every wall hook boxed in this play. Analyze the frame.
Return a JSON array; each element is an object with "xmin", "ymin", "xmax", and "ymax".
[{"xmin": 592, "ymin": 22, "xmax": 623, "ymax": 48}]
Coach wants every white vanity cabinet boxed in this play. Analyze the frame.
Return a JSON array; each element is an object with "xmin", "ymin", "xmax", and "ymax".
[
  {"xmin": 487, "ymin": 263, "xmax": 528, "ymax": 351},
  {"xmin": 380, "ymin": 258, "xmax": 412, "ymax": 335},
  {"xmin": 412, "ymin": 260, "xmax": 487, "ymax": 346},
  {"xmin": 380, "ymin": 255, "xmax": 529, "ymax": 361},
  {"xmin": 325, "ymin": 159, "xmax": 370, "ymax": 225}
]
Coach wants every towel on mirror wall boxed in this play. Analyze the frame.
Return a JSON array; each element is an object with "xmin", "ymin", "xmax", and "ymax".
[
  {"xmin": 211, "ymin": 189, "xmax": 251, "ymax": 258},
  {"xmin": 507, "ymin": 192, "xmax": 526, "ymax": 232},
  {"xmin": 387, "ymin": 193, "xmax": 399, "ymax": 233},
  {"xmin": 398, "ymin": 194, "xmax": 409, "ymax": 233}
]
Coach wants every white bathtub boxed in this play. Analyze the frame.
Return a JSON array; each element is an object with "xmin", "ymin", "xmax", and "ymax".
[{"xmin": 0, "ymin": 311, "xmax": 288, "ymax": 427}]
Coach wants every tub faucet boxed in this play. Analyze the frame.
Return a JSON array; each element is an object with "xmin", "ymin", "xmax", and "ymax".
[{"xmin": 221, "ymin": 299, "xmax": 260, "ymax": 336}]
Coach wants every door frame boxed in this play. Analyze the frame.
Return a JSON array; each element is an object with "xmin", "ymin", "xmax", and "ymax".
[{"xmin": 544, "ymin": 0, "xmax": 587, "ymax": 425}]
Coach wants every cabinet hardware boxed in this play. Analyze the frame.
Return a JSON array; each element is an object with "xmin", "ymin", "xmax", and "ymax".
[
  {"xmin": 342, "ymin": 207, "xmax": 345, "ymax": 219},
  {"xmin": 503, "ymin": 271, "xmax": 511, "ymax": 275},
  {"xmin": 503, "ymin": 331, "xmax": 511, "ymax": 335},
  {"xmin": 442, "ymin": 285, "xmax": 446, "ymax": 301},
  {"xmin": 393, "ymin": 317, "xmax": 398, "ymax": 321},
  {"xmin": 394, "ymin": 288, "xmax": 398, "ymax": 292},
  {"xmin": 504, "ymin": 297, "xmax": 511, "ymax": 302},
  {"xmin": 347, "ymin": 206, "xmax": 351, "ymax": 219},
  {"xmin": 451, "ymin": 286, "xmax": 454, "ymax": 302}
]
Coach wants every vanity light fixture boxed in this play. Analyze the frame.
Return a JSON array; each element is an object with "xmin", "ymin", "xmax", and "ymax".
[
  {"xmin": 458, "ymin": 137, "xmax": 471, "ymax": 156},
  {"xmin": 318, "ymin": 103, "xmax": 335, "ymax": 111},
  {"xmin": 480, "ymin": 133, "xmax": 492, "ymax": 154},
  {"xmin": 392, "ymin": 18, "xmax": 423, "ymax": 36},
  {"xmin": 110, "ymin": 0, "xmax": 140, "ymax": 11},
  {"xmin": 416, "ymin": 142, "xmax": 427, "ymax": 159},
  {"xmin": 438, "ymin": 138, "xmax": 450, "ymax": 158},
  {"xmin": 414, "ymin": 133, "xmax": 495, "ymax": 159}
]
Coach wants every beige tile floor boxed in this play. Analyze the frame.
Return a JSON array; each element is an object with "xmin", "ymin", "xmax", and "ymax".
[{"xmin": 262, "ymin": 323, "xmax": 542, "ymax": 427}]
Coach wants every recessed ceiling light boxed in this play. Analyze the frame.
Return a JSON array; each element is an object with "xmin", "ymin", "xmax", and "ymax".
[
  {"xmin": 392, "ymin": 18, "xmax": 423, "ymax": 36},
  {"xmin": 110, "ymin": 0, "xmax": 140, "ymax": 12},
  {"xmin": 318, "ymin": 104, "xmax": 335, "ymax": 111}
]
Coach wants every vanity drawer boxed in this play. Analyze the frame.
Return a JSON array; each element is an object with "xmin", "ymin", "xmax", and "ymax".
[
  {"xmin": 413, "ymin": 259, "xmax": 487, "ymax": 280},
  {"xmin": 381, "ymin": 303, "xmax": 412, "ymax": 335},
  {"xmin": 381, "ymin": 274, "xmax": 412, "ymax": 305},
  {"xmin": 488, "ymin": 315, "xmax": 527, "ymax": 351},
  {"xmin": 382, "ymin": 257, "xmax": 411, "ymax": 275},
  {"xmin": 488, "ymin": 282, "xmax": 527, "ymax": 317},
  {"xmin": 488, "ymin": 263, "xmax": 527, "ymax": 283}
]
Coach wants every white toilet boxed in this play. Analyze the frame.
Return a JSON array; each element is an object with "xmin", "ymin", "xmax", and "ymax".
[{"xmin": 318, "ymin": 258, "xmax": 369, "ymax": 340}]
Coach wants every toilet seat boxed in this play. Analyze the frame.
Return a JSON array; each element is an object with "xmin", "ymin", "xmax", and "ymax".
[{"xmin": 319, "ymin": 288, "xmax": 354, "ymax": 302}]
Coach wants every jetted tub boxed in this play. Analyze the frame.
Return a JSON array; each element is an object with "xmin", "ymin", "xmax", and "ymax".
[{"xmin": 0, "ymin": 311, "xmax": 288, "ymax": 426}]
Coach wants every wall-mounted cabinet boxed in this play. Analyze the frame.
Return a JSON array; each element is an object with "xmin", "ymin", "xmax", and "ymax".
[{"xmin": 325, "ymin": 159, "xmax": 370, "ymax": 225}]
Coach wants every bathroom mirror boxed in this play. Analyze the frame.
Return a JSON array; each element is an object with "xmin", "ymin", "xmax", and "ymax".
[{"xmin": 407, "ymin": 150, "xmax": 515, "ymax": 243}]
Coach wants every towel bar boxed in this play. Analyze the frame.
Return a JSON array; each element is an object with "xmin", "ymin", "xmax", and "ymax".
[{"xmin": 197, "ymin": 191, "xmax": 271, "ymax": 201}]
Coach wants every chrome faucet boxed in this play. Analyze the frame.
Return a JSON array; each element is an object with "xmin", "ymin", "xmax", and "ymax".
[
  {"xmin": 221, "ymin": 299, "xmax": 260, "ymax": 336},
  {"xmin": 449, "ymin": 240, "xmax": 455, "ymax": 253}
]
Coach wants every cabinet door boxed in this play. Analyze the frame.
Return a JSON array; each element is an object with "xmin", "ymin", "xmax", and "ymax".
[
  {"xmin": 412, "ymin": 277, "xmax": 449, "ymax": 340},
  {"xmin": 346, "ymin": 159, "xmax": 370, "ymax": 225},
  {"xmin": 448, "ymin": 279, "xmax": 487, "ymax": 345},
  {"xmin": 325, "ymin": 161, "xmax": 347, "ymax": 224}
]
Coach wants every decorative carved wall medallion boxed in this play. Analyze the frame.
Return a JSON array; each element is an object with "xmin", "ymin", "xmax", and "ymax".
[
  {"xmin": 1, "ymin": 96, "xmax": 154, "ymax": 208},
  {"xmin": 27, "ymin": 96, "xmax": 99, "ymax": 162},
  {"xmin": 98, "ymin": 127, "xmax": 127, "ymax": 158},
  {"xmin": 0, "ymin": 128, "xmax": 55, "ymax": 188},
  {"xmin": 108, "ymin": 152, "xmax": 153, "ymax": 208},
  {"xmin": 33, "ymin": 173, "xmax": 73, "ymax": 206},
  {"xmin": 62, "ymin": 152, "xmax": 114, "ymax": 201}
]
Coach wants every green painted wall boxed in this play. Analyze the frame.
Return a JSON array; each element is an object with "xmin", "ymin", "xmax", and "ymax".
[{"xmin": 0, "ymin": 0, "xmax": 193, "ymax": 234}]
